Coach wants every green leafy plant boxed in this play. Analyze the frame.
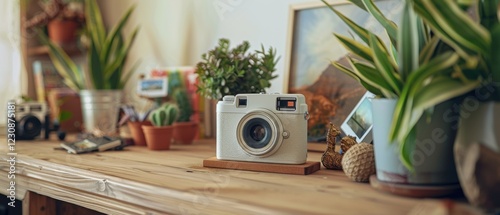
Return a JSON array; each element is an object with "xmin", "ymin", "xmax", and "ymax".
[
  {"xmin": 195, "ymin": 38, "xmax": 280, "ymax": 100},
  {"xmin": 174, "ymin": 89, "xmax": 193, "ymax": 122},
  {"xmin": 412, "ymin": 0, "xmax": 500, "ymax": 101},
  {"xmin": 322, "ymin": 0, "xmax": 480, "ymax": 169},
  {"xmin": 150, "ymin": 103, "xmax": 179, "ymax": 127},
  {"xmin": 38, "ymin": 0, "xmax": 139, "ymax": 90}
]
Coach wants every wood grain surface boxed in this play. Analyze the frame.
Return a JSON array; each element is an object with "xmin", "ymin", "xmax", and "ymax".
[{"xmin": 0, "ymin": 136, "xmax": 469, "ymax": 215}]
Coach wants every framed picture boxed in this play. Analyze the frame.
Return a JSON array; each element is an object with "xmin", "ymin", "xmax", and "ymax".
[{"xmin": 283, "ymin": 0, "xmax": 402, "ymax": 148}]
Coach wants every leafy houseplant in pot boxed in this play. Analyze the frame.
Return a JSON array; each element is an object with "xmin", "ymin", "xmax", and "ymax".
[
  {"xmin": 38, "ymin": 0, "xmax": 139, "ymax": 136},
  {"xmin": 322, "ymin": 0, "xmax": 480, "ymax": 187},
  {"xmin": 195, "ymin": 38, "xmax": 280, "ymax": 137},
  {"xmin": 142, "ymin": 103, "xmax": 178, "ymax": 150},
  {"xmin": 45, "ymin": 0, "xmax": 85, "ymax": 44},
  {"xmin": 195, "ymin": 38, "xmax": 279, "ymax": 100},
  {"xmin": 173, "ymin": 89, "xmax": 198, "ymax": 145},
  {"xmin": 413, "ymin": 0, "xmax": 500, "ymax": 209}
]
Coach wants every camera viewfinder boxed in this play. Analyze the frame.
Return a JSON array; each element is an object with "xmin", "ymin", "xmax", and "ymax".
[
  {"xmin": 237, "ymin": 98, "xmax": 247, "ymax": 108},
  {"xmin": 276, "ymin": 97, "xmax": 296, "ymax": 111}
]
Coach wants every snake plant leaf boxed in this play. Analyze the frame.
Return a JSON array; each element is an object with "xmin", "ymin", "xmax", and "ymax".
[
  {"xmin": 104, "ymin": 27, "xmax": 139, "ymax": 82},
  {"xmin": 322, "ymin": 0, "xmax": 371, "ymax": 45},
  {"xmin": 361, "ymin": 0, "xmax": 398, "ymax": 45},
  {"xmin": 419, "ymin": 0, "xmax": 490, "ymax": 56},
  {"xmin": 85, "ymin": 0, "xmax": 106, "ymax": 51},
  {"xmin": 38, "ymin": 31, "xmax": 84, "ymax": 90},
  {"xmin": 334, "ymin": 34, "xmax": 373, "ymax": 63},
  {"xmin": 369, "ymin": 33, "xmax": 402, "ymax": 95},
  {"xmin": 101, "ymin": 5, "xmax": 136, "ymax": 64},
  {"xmin": 89, "ymin": 39, "xmax": 104, "ymax": 89},
  {"xmin": 119, "ymin": 60, "xmax": 141, "ymax": 89}
]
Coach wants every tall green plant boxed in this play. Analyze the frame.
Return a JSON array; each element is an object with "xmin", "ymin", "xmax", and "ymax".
[
  {"xmin": 322, "ymin": 0, "xmax": 480, "ymax": 169},
  {"xmin": 38, "ymin": 0, "xmax": 139, "ymax": 90}
]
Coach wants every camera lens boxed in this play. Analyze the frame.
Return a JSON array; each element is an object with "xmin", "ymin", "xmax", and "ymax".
[
  {"xmin": 250, "ymin": 125, "xmax": 265, "ymax": 141},
  {"xmin": 17, "ymin": 115, "xmax": 42, "ymax": 140},
  {"xmin": 236, "ymin": 109, "xmax": 284, "ymax": 156},
  {"xmin": 242, "ymin": 118, "xmax": 272, "ymax": 149}
]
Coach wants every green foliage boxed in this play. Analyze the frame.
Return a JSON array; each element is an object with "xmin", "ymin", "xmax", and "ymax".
[
  {"xmin": 413, "ymin": 0, "xmax": 500, "ymax": 101},
  {"xmin": 322, "ymin": 0, "xmax": 482, "ymax": 170},
  {"xmin": 174, "ymin": 89, "xmax": 193, "ymax": 122},
  {"xmin": 38, "ymin": 0, "xmax": 139, "ymax": 90},
  {"xmin": 195, "ymin": 38, "xmax": 280, "ymax": 100},
  {"xmin": 150, "ymin": 103, "xmax": 179, "ymax": 127}
]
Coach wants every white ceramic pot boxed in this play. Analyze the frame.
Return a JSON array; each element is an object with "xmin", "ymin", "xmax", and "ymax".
[{"xmin": 371, "ymin": 98, "xmax": 459, "ymax": 185}]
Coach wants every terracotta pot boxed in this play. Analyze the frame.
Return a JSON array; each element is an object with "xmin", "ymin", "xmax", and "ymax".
[
  {"xmin": 142, "ymin": 125, "xmax": 174, "ymax": 150},
  {"xmin": 173, "ymin": 121, "xmax": 199, "ymax": 144},
  {"xmin": 128, "ymin": 121, "xmax": 152, "ymax": 146},
  {"xmin": 47, "ymin": 20, "xmax": 79, "ymax": 43}
]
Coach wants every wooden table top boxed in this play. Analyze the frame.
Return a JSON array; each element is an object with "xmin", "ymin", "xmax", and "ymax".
[{"xmin": 0, "ymin": 136, "xmax": 467, "ymax": 215}]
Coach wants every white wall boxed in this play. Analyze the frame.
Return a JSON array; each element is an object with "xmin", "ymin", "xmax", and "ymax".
[
  {"xmin": 98, "ymin": 0, "xmax": 316, "ymax": 95},
  {"xmin": 0, "ymin": 0, "xmax": 22, "ymax": 129}
]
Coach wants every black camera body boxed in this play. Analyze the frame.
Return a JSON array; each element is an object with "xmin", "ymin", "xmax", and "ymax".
[{"xmin": 14, "ymin": 102, "xmax": 50, "ymax": 140}]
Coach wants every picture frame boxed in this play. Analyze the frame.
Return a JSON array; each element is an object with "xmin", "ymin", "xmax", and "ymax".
[{"xmin": 283, "ymin": 0, "xmax": 402, "ymax": 150}]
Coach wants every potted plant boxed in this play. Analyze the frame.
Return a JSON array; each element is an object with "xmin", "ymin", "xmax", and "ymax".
[
  {"xmin": 24, "ymin": 0, "xmax": 85, "ymax": 44},
  {"xmin": 412, "ymin": 0, "xmax": 500, "ymax": 209},
  {"xmin": 38, "ymin": 0, "xmax": 139, "ymax": 136},
  {"xmin": 142, "ymin": 103, "xmax": 178, "ymax": 150},
  {"xmin": 321, "ymin": 0, "xmax": 480, "ymax": 186},
  {"xmin": 45, "ymin": 0, "xmax": 85, "ymax": 44},
  {"xmin": 195, "ymin": 38, "xmax": 280, "ymax": 100},
  {"xmin": 172, "ymin": 89, "xmax": 198, "ymax": 145}
]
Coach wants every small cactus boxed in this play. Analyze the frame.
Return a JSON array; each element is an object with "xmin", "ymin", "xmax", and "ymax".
[
  {"xmin": 150, "ymin": 103, "xmax": 179, "ymax": 126},
  {"xmin": 174, "ymin": 89, "xmax": 193, "ymax": 122}
]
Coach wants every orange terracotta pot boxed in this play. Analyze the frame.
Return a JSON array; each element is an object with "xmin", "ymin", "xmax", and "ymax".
[
  {"xmin": 47, "ymin": 20, "xmax": 79, "ymax": 43},
  {"xmin": 128, "ymin": 121, "xmax": 152, "ymax": 146},
  {"xmin": 173, "ymin": 121, "xmax": 199, "ymax": 145},
  {"xmin": 142, "ymin": 125, "xmax": 174, "ymax": 150}
]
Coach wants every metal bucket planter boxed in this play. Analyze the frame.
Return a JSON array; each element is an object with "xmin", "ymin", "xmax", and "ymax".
[
  {"xmin": 79, "ymin": 90, "xmax": 122, "ymax": 136},
  {"xmin": 371, "ymin": 98, "xmax": 459, "ymax": 185}
]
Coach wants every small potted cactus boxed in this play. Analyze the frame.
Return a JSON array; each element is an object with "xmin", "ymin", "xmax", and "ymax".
[
  {"xmin": 142, "ymin": 103, "xmax": 178, "ymax": 150},
  {"xmin": 173, "ymin": 89, "xmax": 198, "ymax": 144}
]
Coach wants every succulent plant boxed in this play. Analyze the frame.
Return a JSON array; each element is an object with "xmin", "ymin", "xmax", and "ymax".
[
  {"xmin": 174, "ymin": 89, "xmax": 193, "ymax": 122},
  {"xmin": 149, "ymin": 103, "xmax": 178, "ymax": 127}
]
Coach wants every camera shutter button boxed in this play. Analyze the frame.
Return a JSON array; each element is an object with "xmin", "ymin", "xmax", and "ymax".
[{"xmin": 282, "ymin": 130, "xmax": 290, "ymax": 139}]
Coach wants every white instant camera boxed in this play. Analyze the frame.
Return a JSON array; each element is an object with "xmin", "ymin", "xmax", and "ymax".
[
  {"xmin": 216, "ymin": 93, "xmax": 309, "ymax": 164},
  {"xmin": 15, "ymin": 102, "xmax": 49, "ymax": 140}
]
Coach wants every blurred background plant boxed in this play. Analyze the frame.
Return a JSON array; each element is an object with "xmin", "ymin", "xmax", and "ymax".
[{"xmin": 195, "ymin": 38, "xmax": 280, "ymax": 100}]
